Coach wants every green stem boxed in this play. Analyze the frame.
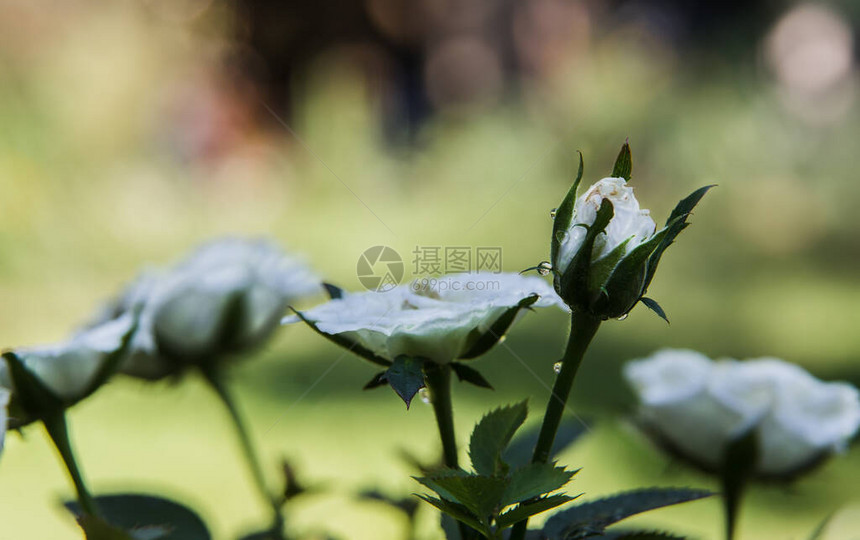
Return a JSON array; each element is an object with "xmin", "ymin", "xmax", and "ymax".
[
  {"xmin": 42, "ymin": 411, "xmax": 100, "ymax": 518},
  {"xmin": 201, "ymin": 366, "xmax": 285, "ymax": 537},
  {"xmin": 424, "ymin": 362, "xmax": 476, "ymax": 540},
  {"xmin": 509, "ymin": 310, "xmax": 601, "ymax": 540}
]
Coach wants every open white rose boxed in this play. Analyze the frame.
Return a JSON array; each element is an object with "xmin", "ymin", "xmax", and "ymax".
[
  {"xmin": 555, "ymin": 177, "xmax": 656, "ymax": 275},
  {"xmin": 284, "ymin": 272, "xmax": 564, "ymax": 366},
  {"xmin": 96, "ymin": 238, "xmax": 322, "ymax": 380},
  {"xmin": 624, "ymin": 349, "xmax": 860, "ymax": 477},
  {"xmin": 0, "ymin": 314, "xmax": 135, "ymax": 427}
]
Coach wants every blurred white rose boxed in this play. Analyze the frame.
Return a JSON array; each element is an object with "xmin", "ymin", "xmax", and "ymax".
[
  {"xmin": 0, "ymin": 314, "xmax": 135, "ymax": 426},
  {"xmin": 97, "ymin": 238, "xmax": 322, "ymax": 379},
  {"xmin": 624, "ymin": 349, "xmax": 860, "ymax": 477},
  {"xmin": 284, "ymin": 272, "xmax": 563, "ymax": 365},
  {"xmin": 555, "ymin": 177, "xmax": 656, "ymax": 275}
]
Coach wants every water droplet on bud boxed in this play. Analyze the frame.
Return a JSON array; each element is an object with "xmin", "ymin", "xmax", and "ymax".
[
  {"xmin": 537, "ymin": 261, "xmax": 553, "ymax": 276},
  {"xmin": 617, "ymin": 313, "xmax": 629, "ymax": 321},
  {"xmin": 553, "ymin": 361, "xmax": 563, "ymax": 374},
  {"xmin": 419, "ymin": 388, "xmax": 431, "ymax": 404},
  {"xmin": 550, "ymin": 208, "xmax": 558, "ymax": 219}
]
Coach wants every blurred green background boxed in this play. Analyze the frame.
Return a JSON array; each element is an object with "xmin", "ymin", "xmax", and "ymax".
[{"xmin": 1, "ymin": 1, "xmax": 859, "ymax": 538}]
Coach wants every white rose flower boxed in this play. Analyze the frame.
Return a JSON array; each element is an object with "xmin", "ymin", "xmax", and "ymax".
[
  {"xmin": 555, "ymin": 177, "xmax": 656, "ymax": 275},
  {"xmin": 284, "ymin": 272, "xmax": 564, "ymax": 366},
  {"xmin": 624, "ymin": 349, "xmax": 860, "ymax": 477},
  {"xmin": 94, "ymin": 238, "xmax": 322, "ymax": 380},
  {"xmin": 0, "ymin": 314, "xmax": 135, "ymax": 427}
]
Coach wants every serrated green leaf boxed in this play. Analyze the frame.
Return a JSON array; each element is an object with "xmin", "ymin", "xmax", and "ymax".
[
  {"xmin": 503, "ymin": 417, "xmax": 590, "ymax": 469},
  {"xmin": 416, "ymin": 473, "xmax": 510, "ymax": 519},
  {"xmin": 469, "ymin": 401, "xmax": 529, "ymax": 476},
  {"xmin": 450, "ymin": 363, "xmax": 493, "ymax": 389},
  {"xmin": 496, "ymin": 494, "xmax": 577, "ymax": 529},
  {"xmin": 639, "ymin": 297, "xmax": 669, "ymax": 324},
  {"xmin": 418, "ymin": 494, "xmax": 489, "ymax": 536},
  {"xmin": 542, "ymin": 487, "xmax": 713, "ymax": 539},
  {"xmin": 611, "ymin": 142, "xmax": 632, "ymax": 181},
  {"xmin": 66, "ymin": 493, "xmax": 211, "ymax": 540},
  {"xmin": 501, "ymin": 463, "xmax": 576, "ymax": 506},
  {"xmin": 558, "ymin": 199, "xmax": 614, "ymax": 308},
  {"xmin": 551, "ymin": 152, "xmax": 585, "ymax": 267},
  {"xmin": 460, "ymin": 295, "xmax": 539, "ymax": 360},
  {"xmin": 289, "ymin": 308, "xmax": 391, "ymax": 367},
  {"xmin": 386, "ymin": 356, "xmax": 425, "ymax": 408},
  {"xmin": 641, "ymin": 185, "xmax": 714, "ymax": 294}
]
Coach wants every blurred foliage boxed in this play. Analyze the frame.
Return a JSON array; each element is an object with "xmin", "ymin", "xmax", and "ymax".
[{"xmin": 1, "ymin": 1, "xmax": 859, "ymax": 539}]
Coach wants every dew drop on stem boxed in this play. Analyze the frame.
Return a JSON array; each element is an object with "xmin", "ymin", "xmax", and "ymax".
[
  {"xmin": 537, "ymin": 261, "xmax": 552, "ymax": 276},
  {"xmin": 553, "ymin": 361, "xmax": 562, "ymax": 374},
  {"xmin": 550, "ymin": 208, "xmax": 558, "ymax": 219}
]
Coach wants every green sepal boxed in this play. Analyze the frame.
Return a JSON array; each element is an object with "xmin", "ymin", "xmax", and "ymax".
[
  {"xmin": 459, "ymin": 295, "xmax": 539, "ymax": 360},
  {"xmin": 2, "ymin": 351, "xmax": 64, "ymax": 425},
  {"xmin": 596, "ymin": 225, "xmax": 672, "ymax": 318},
  {"xmin": 496, "ymin": 494, "xmax": 577, "ymax": 529},
  {"xmin": 386, "ymin": 356, "xmax": 426, "ymax": 409},
  {"xmin": 289, "ymin": 308, "xmax": 391, "ymax": 367},
  {"xmin": 79, "ymin": 315, "xmax": 138, "ymax": 401},
  {"xmin": 500, "ymin": 463, "xmax": 576, "ymax": 506},
  {"xmin": 550, "ymin": 151, "xmax": 585, "ymax": 267},
  {"xmin": 720, "ymin": 427, "xmax": 759, "ymax": 540},
  {"xmin": 542, "ymin": 487, "xmax": 713, "ymax": 539},
  {"xmin": 450, "ymin": 363, "xmax": 493, "ymax": 390},
  {"xmin": 469, "ymin": 401, "xmax": 528, "ymax": 477},
  {"xmin": 611, "ymin": 141, "xmax": 632, "ymax": 181},
  {"xmin": 640, "ymin": 297, "xmax": 669, "ymax": 323},
  {"xmin": 642, "ymin": 185, "xmax": 715, "ymax": 294},
  {"xmin": 586, "ymin": 237, "xmax": 632, "ymax": 294},
  {"xmin": 322, "ymin": 282, "xmax": 344, "ymax": 300},
  {"xmin": 557, "ymin": 199, "xmax": 614, "ymax": 309}
]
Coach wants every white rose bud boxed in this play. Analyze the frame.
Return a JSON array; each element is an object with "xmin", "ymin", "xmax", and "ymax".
[
  {"xmin": 98, "ymin": 238, "xmax": 322, "ymax": 380},
  {"xmin": 624, "ymin": 349, "xmax": 860, "ymax": 478},
  {"xmin": 549, "ymin": 143, "xmax": 711, "ymax": 320},
  {"xmin": 0, "ymin": 314, "xmax": 135, "ymax": 427},
  {"xmin": 555, "ymin": 177, "xmax": 656, "ymax": 276}
]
